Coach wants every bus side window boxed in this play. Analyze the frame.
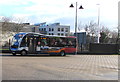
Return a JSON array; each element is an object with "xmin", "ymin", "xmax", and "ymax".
[
  {"xmin": 36, "ymin": 37, "xmax": 40, "ymax": 47},
  {"xmin": 47, "ymin": 38, "xmax": 51, "ymax": 46},
  {"xmin": 49, "ymin": 38, "xmax": 57, "ymax": 47},
  {"xmin": 51, "ymin": 39, "xmax": 56, "ymax": 46},
  {"xmin": 68, "ymin": 41, "xmax": 73, "ymax": 45},
  {"xmin": 61, "ymin": 38, "xmax": 67, "ymax": 46},
  {"xmin": 74, "ymin": 39, "xmax": 77, "ymax": 47},
  {"xmin": 57, "ymin": 38, "xmax": 61, "ymax": 47},
  {"xmin": 37, "ymin": 41, "xmax": 41, "ymax": 46},
  {"xmin": 20, "ymin": 36, "xmax": 27, "ymax": 47},
  {"xmin": 41, "ymin": 37, "xmax": 48, "ymax": 46}
]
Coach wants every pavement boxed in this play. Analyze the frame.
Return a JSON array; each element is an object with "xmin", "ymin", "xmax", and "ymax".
[{"xmin": 1, "ymin": 53, "xmax": 118, "ymax": 80}]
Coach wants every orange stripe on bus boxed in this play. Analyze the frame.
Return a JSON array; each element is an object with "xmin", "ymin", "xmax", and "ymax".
[{"xmin": 47, "ymin": 48, "xmax": 65, "ymax": 53}]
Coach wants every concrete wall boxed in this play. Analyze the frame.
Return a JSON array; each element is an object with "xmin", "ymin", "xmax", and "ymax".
[{"xmin": 89, "ymin": 43, "xmax": 119, "ymax": 54}]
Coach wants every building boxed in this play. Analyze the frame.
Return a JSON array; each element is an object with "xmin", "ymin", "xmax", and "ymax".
[
  {"xmin": 22, "ymin": 23, "xmax": 39, "ymax": 33},
  {"xmin": 38, "ymin": 23, "xmax": 70, "ymax": 36}
]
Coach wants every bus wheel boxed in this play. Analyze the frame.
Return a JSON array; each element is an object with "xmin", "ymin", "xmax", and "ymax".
[
  {"xmin": 12, "ymin": 53, "xmax": 16, "ymax": 56},
  {"xmin": 21, "ymin": 50, "xmax": 27, "ymax": 56},
  {"xmin": 59, "ymin": 51, "xmax": 66, "ymax": 56}
]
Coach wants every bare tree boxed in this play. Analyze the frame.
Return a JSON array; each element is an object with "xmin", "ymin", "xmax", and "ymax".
[
  {"xmin": 1, "ymin": 16, "xmax": 26, "ymax": 33},
  {"xmin": 83, "ymin": 21, "xmax": 98, "ymax": 43},
  {"xmin": 78, "ymin": 21, "xmax": 119, "ymax": 44},
  {"xmin": 111, "ymin": 31, "xmax": 118, "ymax": 43},
  {"xmin": 1, "ymin": 17, "xmax": 13, "ymax": 34},
  {"xmin": 11, "ymin": 23, "xmax": 24, "ymax": 33}
]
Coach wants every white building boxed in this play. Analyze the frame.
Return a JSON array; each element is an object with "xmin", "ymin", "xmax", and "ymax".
[{"xmin": 39, "ymin": 23, "xmax": 70, "ymax": 36}]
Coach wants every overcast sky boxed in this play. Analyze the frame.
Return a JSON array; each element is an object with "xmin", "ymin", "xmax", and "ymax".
[{"xmin": 0, "ymin": 0, "xmax": 119, "ymax": 32}]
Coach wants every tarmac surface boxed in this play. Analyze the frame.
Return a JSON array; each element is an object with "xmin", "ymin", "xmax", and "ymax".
[{"xmin": 1, "ymin": 53, "xmax": 118, "ymax": 80}]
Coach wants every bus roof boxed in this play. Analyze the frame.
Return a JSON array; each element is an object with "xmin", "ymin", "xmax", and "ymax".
[
  {"xmin": 45, "ymin": 35, "xmax": 66, "ymax": 37},
  {"xmin": 14, "ymin": 32, "xmax": 76, "ymax": 38},
  {"xmin": 45, "ymin": 35, "xmax": 76, "ymax": 38},
  {"xmin": 15, "ymin": 32, "xmax": 44, "ymax": 36}
]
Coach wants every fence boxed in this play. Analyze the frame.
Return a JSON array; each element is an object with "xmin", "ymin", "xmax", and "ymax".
[{"xmin": 89, "ymin": 43, "xmax": 119, "ymax": 54}]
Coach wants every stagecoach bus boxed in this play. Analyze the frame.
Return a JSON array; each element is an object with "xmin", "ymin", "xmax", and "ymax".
[{"xmin": 10, "ymin": 32, "xmax": 76, "ymax": 56}]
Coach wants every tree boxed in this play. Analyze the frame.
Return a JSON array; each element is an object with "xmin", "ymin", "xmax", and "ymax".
[
  {"xmin": 100, "ymin": 31, "xmax": 109, "ymax": 43},
  {"xmin": 84, "ymin": 21, "xmax": 98, "ymax": 36},
  {"xmin": 82, "ymin": 21, "xmax": 98, "ymax": 43},
  {"xmin": 110, "ymin": 30, "xmax": 118, "ymax": 43},
  {"xmin": 11, "ymin": 23, "xmax": 24, "ymax": 33},
  {"xmin": 1, "ymin": 17, "xmax": 12, "ymax": 34},
  {"xmin": 1, "ymin": 16, "xmax": 28, "ymax": 33},
  {"xmin": 99, "ymin": 27, "xmax": 111, "ymax": 43},
  {"xmin": 78, "ymin": 21, "xmax": 119, "ymax": 44}
]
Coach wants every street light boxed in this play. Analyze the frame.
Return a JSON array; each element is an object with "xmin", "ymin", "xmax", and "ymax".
[
  {"xmin": 96, "ymin": 4, "xmax": 100, "ymax": 43},
  {"xmin": 69, "ymin": 2, "xmax": 84, "ymax": 34},
  {"xmin": 69, "ymin": 2, "xmax": 84, "ymax": 54}
]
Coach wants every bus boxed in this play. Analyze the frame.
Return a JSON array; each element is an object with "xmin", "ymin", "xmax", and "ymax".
[{"xmin": 10, "ymin": 32, "xmax": 76, "ymax": 56}]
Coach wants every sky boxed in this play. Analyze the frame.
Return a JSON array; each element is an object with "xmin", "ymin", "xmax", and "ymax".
[{"xmin": 0, "ymin": 0, "xmax": 119, "ymax": 32}]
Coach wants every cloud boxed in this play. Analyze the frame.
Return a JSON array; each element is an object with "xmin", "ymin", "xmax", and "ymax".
[
  {"xmin": 0, "ymin": 0, "xmax": 119, "ymax": 32},
  {"xmin": 0, "ymin": 0, "xmax": 31, "ymax": 6}
]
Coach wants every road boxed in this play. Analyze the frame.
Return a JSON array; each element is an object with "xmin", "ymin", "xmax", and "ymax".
[{"xmin": 1, "ymin": 53, "xmax": 118, "ymax": 80}]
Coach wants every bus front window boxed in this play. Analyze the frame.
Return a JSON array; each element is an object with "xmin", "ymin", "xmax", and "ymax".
[{"xmin": 11, "ymin": 34, "xmax": 23, "ymax": 48}]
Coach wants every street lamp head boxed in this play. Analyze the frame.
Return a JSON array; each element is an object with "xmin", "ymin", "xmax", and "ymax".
[
  {"xmin": 70, "ymin": 4, "xmax": 74, "ymax": 8},
  {"xmin": 79, "ymin": 5, "xmax": 84, "ymax": 9}
]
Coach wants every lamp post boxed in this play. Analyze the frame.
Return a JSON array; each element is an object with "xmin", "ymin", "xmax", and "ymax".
[
  {"xmin": 70, "ymin": 2, "xmax": 84, "ymax": 54},
  {"xmin": 70, "ymin": 2, "xmax": 84, "ymax": 34},
  {"xmin": 97, "ymin": 4, "xmax": 100, "ymax": 43}
]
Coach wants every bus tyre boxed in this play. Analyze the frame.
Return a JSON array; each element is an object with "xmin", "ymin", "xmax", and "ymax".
[
  {"xmin": 12, "ymin": 53, "xmax": 16, "ymax": 56},
  {"xmin": 21, "ymin": 50, "xmax": 27, "ymax": 56},
  {"xmin": 59, "ymin": 51, "xmax": 66, "ymax": 56}
]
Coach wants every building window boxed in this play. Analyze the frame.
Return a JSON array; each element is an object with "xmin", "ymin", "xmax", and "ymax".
[
  {"xmin": 32, "ymin": 27, "xmax": 35, "ymax": 32},
  {"xmin": 58, "ymin": 33, "xmax": 60, "ymax": 36},
  {"xmin": 52, "ymin": 28, "xmax": 54, "ymax": 31},
  {"xmin": 65, "ymin": 28, "xmax": 68, "ymax": 32},
  {"xmin": 52, "ymin": 33, "xmax": 54, "ymax": 35},
  {"xmin": 58, "ymin": 28, "xmax": 60, "ymax": 31},
  {"xmin": 49, "ymin": 33, "xmax": 51, "ymax": 35},
  {"xmin": 39, "ymin": 28, "xmax": 41, "ymax": 31},
  {"xmin": 61, "ymin": 33, "xmax": 64, "ymax": 36},
  {"xmin": 49, "ymin": 28, "xmax": 51, "ymax": 31},
  {"xmin": 61, "ymin": 28, "xmax": 64, "ymax": 32},
  {"xmin": 44, "ymin": 28, "xmax": 46, "ymax": 31}
]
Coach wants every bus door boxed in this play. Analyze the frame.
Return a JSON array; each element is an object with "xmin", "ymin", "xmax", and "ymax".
[{"xmin": 28, "ymin": 37, "xmax": 37, "ymax": 54}]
